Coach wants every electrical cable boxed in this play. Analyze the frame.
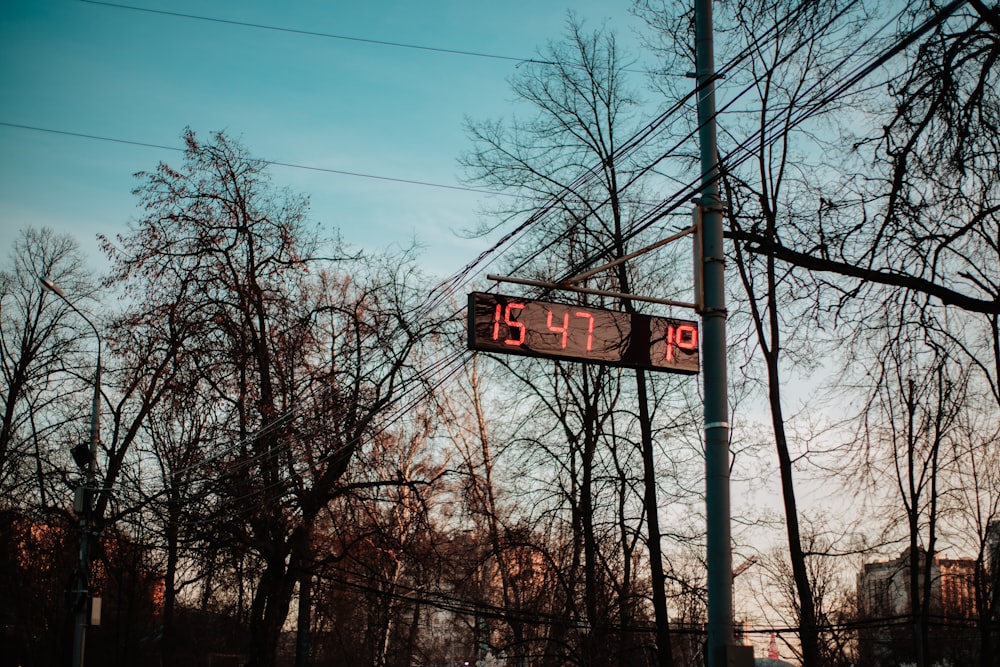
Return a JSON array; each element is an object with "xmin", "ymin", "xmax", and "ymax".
[
  {"xmin": 429, "ymin": 0, "xmax": 867, "ymax": 310},
  {"xmin": 434, "ymin": 1, "xmax": 872, "ymax": 300},
  {"xmin": 77, "ymin": 0, "xmax": 660, "ymax": 74},
  {"xmin": 542, "ymin": 0, "xmax": 943, "ymax": 290},
  {"xmin": 461, "ymin": 0, "xmax": 876, "ymax": 295},
  {"xmin": 0, "ymin": 121, "xmax": 498, "ymax": 195},
  {"xmin": 121, "ymin": 0, "xmax": 881, "ymax": 522},
  {"xmin": 109, "ymin": 0, "xmax": 967, "ymax": 558},
  {"xmin": 78, "ymin": 0, "xmax": 559, "ymax": 66}
]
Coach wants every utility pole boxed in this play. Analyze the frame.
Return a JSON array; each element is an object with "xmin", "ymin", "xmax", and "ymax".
[
  {"xmin": 39, "ymin": 276, "xmax": 102, "ymax": 667},
  {"xmin": 693, "ymin": 2, "xmax": 752, "ymax": 666}
]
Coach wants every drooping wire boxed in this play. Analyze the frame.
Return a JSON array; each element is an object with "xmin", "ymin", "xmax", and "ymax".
[
  {"xmin": 121, "ymin": 0, "xmax": 967, "ymax": 533},
  {"xmin": 122, "ymin": 0, "xmax": 826, "ymax": 509},
  {"xmin": 429, "ymin": 0, "xmax": 842, "ymax": 309},
  {"xmin": 544, "ymin": 0, "xmax": 953, "ymax": 290},
  {"xmin": 150, "ymin": 0, "xmax": 836, "ymax": 520}
]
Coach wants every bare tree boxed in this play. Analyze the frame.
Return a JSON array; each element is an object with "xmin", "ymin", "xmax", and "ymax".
[
  {"xmin": 727, "ymin": 2, "xmax": 1000, "ymax": 318},
  {"xmin": 131, "ymin": 371, "xmax": 220, "ymax": 666},
  {"xmin": 438, "ymin": 355, "xmax": 541, "ymax": 665},
  {"xmin": 463, "ymin": 16, "xmax": 702, "ymax": 666},
  {"xmin": 637, "ymin": 1, "xmax": 885, "ymax": 662},
  {"xmin": 943, "ymin": 393, "xmax": 1000, "ymax": 667},
  {"xmin": 720, "ymin": 3, "xmax": 862, "ymax": 660},
  {"xmin": 0, "ymin": 227, "xmax": 94, "ymax": 510},
  {"xmin": 851, "ymin": 303, "xmax": 970, "ymax": 667},
  {"xmin": 106, "ymin": 128, "xmax": 439, "ymax": 667}
]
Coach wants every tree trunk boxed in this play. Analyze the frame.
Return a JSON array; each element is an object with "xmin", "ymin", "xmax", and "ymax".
[
  {"xmin": 727, "ymin": 168, "xmax": 820, "ymax": 666},
  {"xmin": 635, "ymin": 369, "xmax": 675, "ymax": 667},
  {"xmin": 610, "ymin": 168, "xmax": 674, "ymax": 667},
  {"xmin": 464, "ymin": 359, "xmax": 528, "ymax": 666},
  {"xmin": 979, "ymin": 552, "xmax": 1000, "ymax": 667},
  {"xmin": 767, "ymin": 367, "xmax": 820, "ymax": 667},
  {"xmin": 375, "ymin": 561, "xmax": 401, "ymax": 667},
  {"xmin": 581, "ymin": 385, "xmax": 605, "ymax": 667},
  {"xmin": 295, "ymin": 570, "xmax": 312, "ymax": 667},
  {"xmin": 162, "ymin": 492, "xmax": 180, "ymax": 666},
  {"xmin": 247, "ymin": 555, "xmax": 298, "ymax": 667},
  {"xmin": 908, "ymin": 538, "xmax": 924, "ymax": 667}
]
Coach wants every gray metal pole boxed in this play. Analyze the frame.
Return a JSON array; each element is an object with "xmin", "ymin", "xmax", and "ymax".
[
  {"xmin": 39, "ymin": 277, "xmax": 101, "ymax": 667},
  {"xmin": 71, "ymin": 356, "xmax": 100, "ymax": 667},
  {"xmin": 693, "ymin": 1, "xmax": 734, "ymax": 666}
]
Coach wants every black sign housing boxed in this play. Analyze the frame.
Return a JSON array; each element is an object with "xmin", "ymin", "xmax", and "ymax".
[{"xmin": 467, "ymin": 292, "xmax": 699, "ymax": 374}]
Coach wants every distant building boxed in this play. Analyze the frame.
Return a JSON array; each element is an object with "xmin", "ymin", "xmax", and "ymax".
[
  {"xmin": 857, "ymin": 548, "xmax": 978, "ymax": 667},
  {"xmin": 858, "ymin": 548, "xmax": 975, "ymax": 619},
  {"xmin": 987, "ymin": 520, "xmax": 1000, "ymax": 582}
]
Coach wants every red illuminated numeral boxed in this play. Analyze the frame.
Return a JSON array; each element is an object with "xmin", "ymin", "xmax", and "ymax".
[
  {"xmin": 665, "ymin": 324, "xmax": 698, "ymax": 363},
  {"xmin": 574, "ymin": 312, "xmax": 595, "ymax": 351},
  {"xmin": 546, "ymin": 310, "xmax": 570, "ymax": 348},
  {"xmin": 491, "ymin": 303, "xmax": 526, "ymax": 345},
  {"xmin": 492, "ymin": 304, "xmax": 503, "ymax": 340},
  {"xmin": 675, "ymin": 324, "xmax": 697, "ymax": 351}
]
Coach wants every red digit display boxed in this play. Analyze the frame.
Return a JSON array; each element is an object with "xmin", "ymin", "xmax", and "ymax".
[
  {"xmin": 546, "ymin": 310, "xmax": 570, "ymax": 348},
  {"xmin": 468, "ymin": 292, "xmax": 699, "ymax": 375},
  {"xmin": 663, "ymin": 323, "xmax": 698, "ymax": 362},
  {"xmin": 491, "ymin": 302, "xmax": 526, "ymax": 345},
  {"xmin": 574, "ymin": 311, "xmax": 595, "ymax": 352},
  {"xmin": 491, "ymin": 304, "xmax": 502, "ymax": 339},
  {"xmin": 675, "ymin": 324, "xmax": 698, "ymax": 351}
]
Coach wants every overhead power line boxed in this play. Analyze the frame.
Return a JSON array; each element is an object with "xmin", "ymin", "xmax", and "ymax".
[
  {"xmin": 433, "ymin": 0, "xmax": 857, "ymax": 306},
  {"xmin": 106, "ymin": 0, "xmax": 969, "ymax": 527},
  {"xmin": 79, "ymin": 0, "xmax": 559, "ymax": 66},
  {"xmin": 120, "ymin": 0, "xmax": 880, "ymax": 519},
  {"xmin": 0, "ymin": 121, "xmax": 495, "ymax": 194},
  {"xmin": 512, "ymin": 0, "xmax": 958, "ymax": 295},
  {"xmin": 78, "ymin": 0, "xmax": 660, "ymax": 74}
]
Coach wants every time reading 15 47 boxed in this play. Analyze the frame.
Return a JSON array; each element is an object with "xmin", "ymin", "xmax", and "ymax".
[{"xmin": 467, "ymin": 292, "xmax": 699, "ymax": 374}]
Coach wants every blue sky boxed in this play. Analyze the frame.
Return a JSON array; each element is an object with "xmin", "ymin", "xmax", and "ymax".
[{"xmin": 1, "ymin": 0, "xmax": 649, "ymax": 279}]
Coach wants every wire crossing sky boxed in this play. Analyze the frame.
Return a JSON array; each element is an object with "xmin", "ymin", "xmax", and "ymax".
[
  {"xmin": 0, "ymin": 0, "xmax": 649, "ymax": 277},
  {"xmin": 2, "ymin": 0, "xmax": 933, "ymax": 498}
]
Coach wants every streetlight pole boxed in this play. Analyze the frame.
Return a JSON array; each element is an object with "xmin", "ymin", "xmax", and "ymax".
[
  {"xmin": 39, "ymin": 276, "xmax": 101, "ymax": 667},
  {"xmin": 692, "ymin": 0, "xmax": 758, "ymax": 662},
  {"xmin": 691, "ymin": 1, "xmax": 751, "ymax": 666}
]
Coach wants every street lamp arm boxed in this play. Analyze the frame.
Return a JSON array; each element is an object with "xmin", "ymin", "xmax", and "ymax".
[
  {"xmin": 38, "ymin": 274, "xmax": 103, "ymax": 456},
  {"xmin": 38, "ymin": 276, "xmax": 103, "ymax": 359}
]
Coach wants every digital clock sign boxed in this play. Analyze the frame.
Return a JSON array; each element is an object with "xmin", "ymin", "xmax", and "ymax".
[{"xmin": 467, "ymin": 292, "xmax": 699, "ymax": 374}]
